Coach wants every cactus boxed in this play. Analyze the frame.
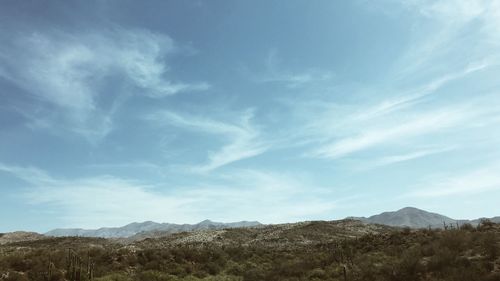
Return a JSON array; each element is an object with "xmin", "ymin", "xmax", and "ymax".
[{"xmin": 66, "ymin": 248, "xmax": 94, "ymax": 281}]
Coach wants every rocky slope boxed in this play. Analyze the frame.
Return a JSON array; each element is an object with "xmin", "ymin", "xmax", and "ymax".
[{"xmin": 0, "ymin": 231, "xmax": 45, "ymax": 245}]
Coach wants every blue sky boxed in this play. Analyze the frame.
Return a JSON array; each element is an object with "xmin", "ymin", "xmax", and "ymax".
[{"xmin": 1, "ymin": 0, "xmax": 500, "ymax": 233}]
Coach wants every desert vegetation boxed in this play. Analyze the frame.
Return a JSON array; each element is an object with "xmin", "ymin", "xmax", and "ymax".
[{"xmin": 0, "ymin": 220, "xmax": 499, "ymax": 281}]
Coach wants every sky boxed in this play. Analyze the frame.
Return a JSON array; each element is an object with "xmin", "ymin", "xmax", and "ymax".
[{"xmin": 1, "ymin": 0, "xmax": 500, "ymax": 233}]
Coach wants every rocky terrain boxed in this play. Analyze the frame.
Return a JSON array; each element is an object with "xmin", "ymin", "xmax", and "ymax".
[{"xmin": 0, "ymin": 231, "xmax": 45, "ymax": 245}]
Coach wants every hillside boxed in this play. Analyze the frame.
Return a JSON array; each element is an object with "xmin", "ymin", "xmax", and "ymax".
[
  {"xmin": 1, "ymin": 219, "xmax": 499, "ymax": 281},
  {"xmin": 0, "ymin": 231, "xmax": 45, "ymax": 245},
  {"xmin": 133, "ymin": 219, "xmax": 392, "ymax": 247}
]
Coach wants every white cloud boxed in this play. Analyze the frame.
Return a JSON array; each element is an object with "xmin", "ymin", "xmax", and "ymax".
[
  {"xmin": 303, "ymin": 0, "xmax": 500, "ymax": 163},
  {"xmin": 294, "ymin": 35, "xmax": 497, "ymax": 161},
  {"xmin": 148, "ymin": 109, "xmax": 268, "ymax": 172},
  {"xmin": 405, "ymin": 163, "xmax": 500, "ymax": 198},
  {"xmin": 182, "ymin": 169, "xmax": 338, "ymax": 222},
  {"xmin": 0, "ymin": 163, "xmax": 57, "ymax": 186},
  {"xmin": 482, "ymin": 2, "xmax": 500, "ymax": 43},
  {"xmin": 371, "ymin": 146, "xmax": 456, "ymax": 167},
  {"xmin": 0, "ymin": 163, "xmax": 194, "ymax": 227},
  {"xmin": 0, "ymin": 163, "xmax": 338, "ymax": 228},
  {"xmin": 416, "ymin": 0, "xmax": 486, "ymax": 23},
  {"xmin": 0, "ymin": 28, "xmax": 208, "ymax": 142},
  {"xmin": 299, "ymin": 88, "xmax": 500, "ymax": 161},
  {"xmin": 252, "ymin": 49, "xmax": 333, "ymax": 88},
  {"xmin": 311, "ymin": 107, "xmax": 468, "ymax": 159},
  {"xmin": 395, "ymin": 0, "xmax": 500, "ymax": 78},
  {"xmin": 258, "ymin": 70, "xmax": 333, "ymax": 89},
  {"xmin": 352, "ymin": 62, "xmax": 490, "ymax": 122}
]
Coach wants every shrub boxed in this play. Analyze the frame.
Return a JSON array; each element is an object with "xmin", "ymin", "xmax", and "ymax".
[
  {"xmin": 480, "ymin": 232, "xmax": 498, "ymax": 260},
  {"xmin": 460, "ymin": 223, "xmax": 475, "ymax": 231},
  {"xmin": 136, "ymin": 270, "xmax": 178, "ymax": 281},
  {"xmin": 95, "ymin": 273, "xmax": 134, "ymax": 281},
  {"xmin": 478, "ymin": 219, "xmax": 495, "ymax": 231},
  {"xmin": 3, "ymin": 271, "xmax": 29, "ymax": 281}
]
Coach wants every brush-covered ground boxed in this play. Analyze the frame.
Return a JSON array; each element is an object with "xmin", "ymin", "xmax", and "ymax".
[{"xmin": 0, "ymin": 219, "xmax": 499, "ymax": 281}]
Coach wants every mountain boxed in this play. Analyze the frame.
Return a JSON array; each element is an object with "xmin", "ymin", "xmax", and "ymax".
[
  {"xmin": 364, "ymin": 207, "xmax": 456, "ymax": 228},
  {"xmin": 38, "ymin": 209, "xmax": 500, "ymax": 238},
  {"xmin": 470, "ymin": 216, "xmax": 500, "ymax": 225},
  {"xmin": 45, "ymin": 220, "xmax": 262, "ymax": 238},
  {"xmin": 135, "ymin": 219, "xmax": 394, "ymax": 247},
  {"xmin": 350, "ymin": 207, "xmax": 499, "ymax": 229}
]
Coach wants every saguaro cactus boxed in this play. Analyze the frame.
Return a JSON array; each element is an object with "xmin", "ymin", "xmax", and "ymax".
[{"xmin": 66, "ymin": 248, "xmax": 94, "ymax": 281}]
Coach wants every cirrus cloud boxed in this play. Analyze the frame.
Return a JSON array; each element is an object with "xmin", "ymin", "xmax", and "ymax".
[{"xmin": 0, "ymin": 27, "xmax": 209, "ymax": 142}]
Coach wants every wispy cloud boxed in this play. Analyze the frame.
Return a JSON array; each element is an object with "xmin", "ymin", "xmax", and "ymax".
[
  {"xmin": 413, "ymin": 0, "xmax": 487, "ymax": 23},
  {"xmin": 0, "ymin": 163, "xmax": 339, "ymax": 228},
  {"xmin": 0, "ymin": 163, "xmax": 195, "ymax": 228},
  {"xmin": 293, "ymin": 3, "xmax": 499, "ymax": 161},
  {"xmin": 251, "ymin": 49, "xmax": 333, "ymax": 88},
  {"xmin": 394, "ymin": 0, "xmax": 500, "ymax": 79},
  {"xmin": 147, "ymin": 109, "xmax": 268, "ymax": 172},
  {"xmin": 310, "ymin": 107, "xmax": 468, "ymax": 159},
  {"xmin": 258, "ymin": 70, "xmax": 333, "ymax": 89},
  {"xmin": 296, "ymin": 86, "xmax": 500, "ymax": 162},
  {"xmin": 405, "ymin": 163, "xmax": 500, "ymax": 198},
  {"xmin": 356, "ymin": 61, "xmax": 491, "ymax": 120},
  {"xmin": 0, "ymin": 163, "xmax": 57, "ymax": 186},
  {"xmin": 0, "ymin": 27, "xmax": 208, "ymax": 142},
  {"xmin": 182, "ymin": 169, "xmax": 338, "ymax": 222},
  {"xmin": 370, "ymin": 146, "xmax": 456, "ymax": 167}
]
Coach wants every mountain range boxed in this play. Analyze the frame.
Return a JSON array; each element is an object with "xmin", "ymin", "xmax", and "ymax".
[
  {"xmin": 39, "ymin": 207, "xmax": 500, "ymax": 239},
  {"xmin": 44, "ymin": 220, "xmax": 262, "ymax": 238}
]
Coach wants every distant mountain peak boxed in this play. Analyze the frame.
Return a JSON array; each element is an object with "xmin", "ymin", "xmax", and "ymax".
[
  {"xmin": 398, "ymin": 206, "xmax": 422, "ymax": 211},
  {"xmin": 351, "ymin": 207, "xmax": 457, "ymax": 229}
]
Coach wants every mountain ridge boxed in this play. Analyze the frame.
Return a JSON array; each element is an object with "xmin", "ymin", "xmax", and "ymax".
[
  {"xmin": 349, "ymin": 206, "xmax": 500, "ymax": 228},
  {"xmin": 44, "ymin": 220, "xmax": 262, "ymax": 238},
  {"xmin": 30, "ymin": 207, "xmax": 500, "ymax": 239}
]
